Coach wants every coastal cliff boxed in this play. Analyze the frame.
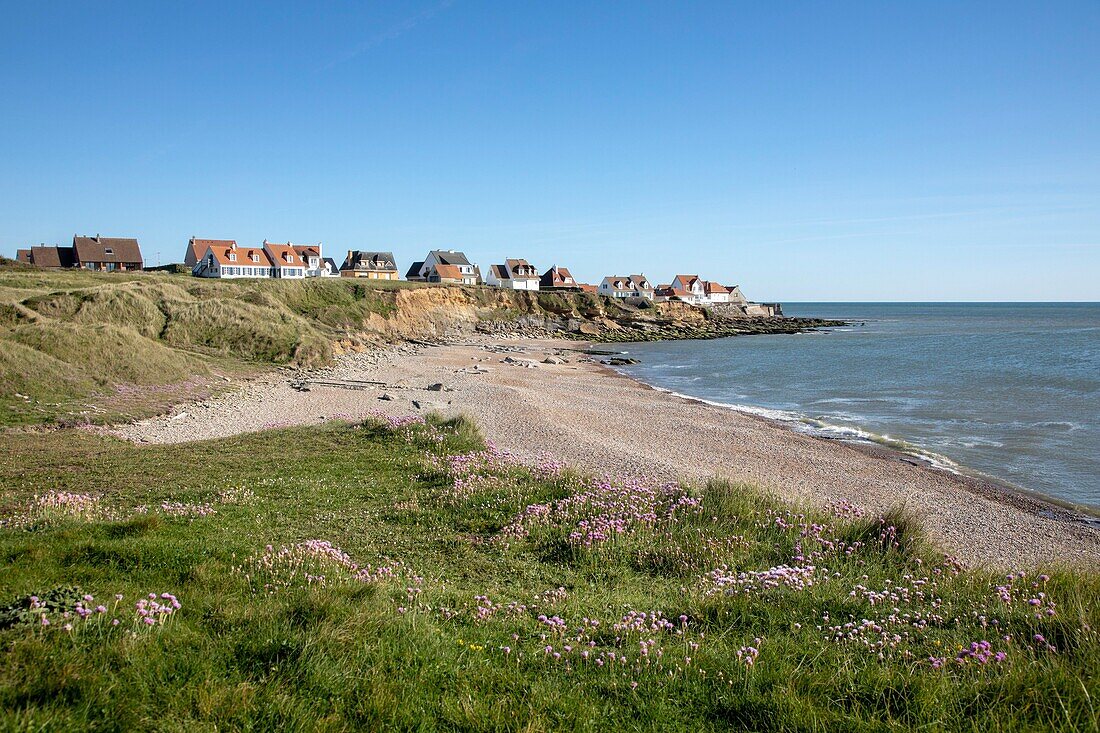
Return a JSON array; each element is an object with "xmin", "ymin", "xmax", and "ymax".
[{"xmin": 0, "ymin": 267, "xmax": 837, "ymax": 425}]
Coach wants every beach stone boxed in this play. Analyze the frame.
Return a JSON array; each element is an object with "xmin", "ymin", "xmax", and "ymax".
[
  {"xmin": 412, "ymin": 399, "xmax": 449, "ymax": 411},
  {"xmin": 543, "ymin": 356, "xmax": 565, "ymax": 364},
  {"xmin": 378, "ymin": 393, "xmax": 394, "ymax": 401},
  {"xmin": 426, "ymin": 383, "xmax": 445, "ymax": 391}
]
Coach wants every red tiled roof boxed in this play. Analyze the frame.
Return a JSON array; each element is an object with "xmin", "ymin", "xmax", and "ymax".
[
  {"xmin": 188, "ymin": 238, "xmax": 235, "ymax": 264},
  {"xmin": 263, "ymin": 242, "xmax": 300, "ymax": 267},
  {"xmin": 433, "ymin": 263, "xmax": 464, "ymax": 280},
  {"xmin": 210, "ymin": 245, "xmax": 272, "ymax": 267},
  {"xmin": 671, "ymin": 275, "xmax": 700, "ymax": 291},
  {"xmin": 541, "ymin": 266, "xmax": 576, "ymax": 287}
]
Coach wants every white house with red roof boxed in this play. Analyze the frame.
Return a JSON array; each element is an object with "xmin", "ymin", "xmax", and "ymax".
[
  {"xmin": 666, "ymin": 275, "xmax": 707, "ymax": 304},
  {"xmin": 193, "ymin": 242, "xmax": 275, "ymax": 279},
  {"xmin": 185, "ymin": 237, "xmax": 235, "ymax": 269},
  {"xmin": 486, "ymin": 258, "xmax": 540, "ymax": 290},
  {"xmin": 291, "ymin": 243, "xmax": 324, "ymax": 277},
  {"xmin": 262, "ymin": 241, "xmax": 307, "ymax": 279}
]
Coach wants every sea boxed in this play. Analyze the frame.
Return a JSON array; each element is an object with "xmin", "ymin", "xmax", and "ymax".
[{"xmin": 612, "ymin": 303, "xmax": 1100, "ymax": 511}]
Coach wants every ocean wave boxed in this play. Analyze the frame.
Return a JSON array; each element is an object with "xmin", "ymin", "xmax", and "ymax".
[
  {"xmin": 642, "ymin": 385, "xmax": 962, "ymax": 474},
  {"xmin": 1029, "ymin": 421, "xmax": 1081, "ymax": 432}
]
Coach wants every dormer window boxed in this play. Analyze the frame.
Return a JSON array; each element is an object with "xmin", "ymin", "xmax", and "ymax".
[
  {"xmin": 104, "ymin": 247, "xmax": 114, "ymax": 255},
  {"xmin": 229, "ymin": 252, "xmax": 237, "ymax": 261},
  {"xmin": 251, "ymin": 253, "xmax": 259, "ymax": 262}
]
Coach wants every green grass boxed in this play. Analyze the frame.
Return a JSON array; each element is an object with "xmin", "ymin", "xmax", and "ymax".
[
  {"xmin": 1, "ymin": 418, "xmax": 1097, "ymax": 731},
  {"xmin": 0, "ymin": 267, "xmax": 435, "ymax": 427},
  {"xmin": 0, "ymin": 265, "xmax": 633, "ymax": 428}
]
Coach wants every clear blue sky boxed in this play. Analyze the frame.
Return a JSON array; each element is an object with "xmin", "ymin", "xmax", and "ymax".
[{"xmin": 2, "ymin": 1, "xmax": 1098, "ymax": 300}]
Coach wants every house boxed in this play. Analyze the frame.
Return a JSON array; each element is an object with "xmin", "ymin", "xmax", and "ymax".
[
  {"xmin": 598, "ymin": 274, "xmax": 655, "ymax": 300},
  {"xmin": 425, "ymin": 264, "xmax": 459, "ymax": 284},
  {"xmin": 291, "ymin": 244, "xmax": 324, "ymax": 277},
  {"xmin": 14, "ymin": 236, "xmax": 141, "ymax": 271},
  {"xmin": 578, "ymin": 283, "xmax": 598, "ymax": 294},
  {"xmin": 72, "ymin": 235, "xmax": 143, "ymax": 271},
  {"xmin": 668, "ymin": 275, "xmax": 707, "ymax": 304},
  {"xmin": 20, "ymin": 245, "xmax": 76, "ymax": 269},
  {"xmin": 340, "ymin": 251, "xmax": 399, "ymax": 279},
  {"xmin": 185, "ymin": 238, "xmax": 235, "ymax": 269},
  {"xmin": 704, "ymin": 281, "xmax": 730, "ymax": 303},
  {"xmin": 262, "ymin": 241, "xmax": 307, "ymax": 279},
  {"xmin": 660, "ymin": 276, "xmax": 756, "ymax": 307},
  {"xmin": 540, "ymin": 265, "xmax": 581, "ymax": 291},
  {"xmin": 321, "ymin": 257, "xmax": 341, "ymax": 277},
  {"xmin": 409, "ymin": 250, "xmax": 480, "ymax": 285},
  {"xmin": 725, "ymin": 285, "xmax": 748, "ymax": 305},
  {"xmin": 654, "ymin": 284, "xmax": 691, "ymax": 303},
  {"xmin": 193, "ymin": 242, "xmax": 275, "ymax": 279},
  {"xmin": 487, "ymin": 258, "xmax": 540, "ymax": 290}
]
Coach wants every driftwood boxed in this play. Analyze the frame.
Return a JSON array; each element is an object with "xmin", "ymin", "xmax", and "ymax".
[{"xmin": 293, "ymin": 378, "xmax": 389, "ymax": 392}]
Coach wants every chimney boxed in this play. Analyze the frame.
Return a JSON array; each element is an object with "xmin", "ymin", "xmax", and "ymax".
[{"xmin": 347, "ymin": 250, "xmax": 353, "ymax": 262}]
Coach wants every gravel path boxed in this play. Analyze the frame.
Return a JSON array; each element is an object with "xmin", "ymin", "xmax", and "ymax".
[{"xmin": 111, "ymin": 337, "xmax": 1100, "ymax": 570}]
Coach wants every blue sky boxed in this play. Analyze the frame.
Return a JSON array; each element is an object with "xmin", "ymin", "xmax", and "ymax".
[{"xmin": 2, "ymin": 1, "xmax": 1098, "ymax": 300}]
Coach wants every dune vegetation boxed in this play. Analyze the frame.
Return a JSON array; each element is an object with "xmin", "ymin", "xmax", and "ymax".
[
  {"xmin": 0, "ymin": 265, "xmax": 481, "ymax": 427},
  {"xmin": 1, "ymin": 415, "xmax": 1097, "ymax": 731}
]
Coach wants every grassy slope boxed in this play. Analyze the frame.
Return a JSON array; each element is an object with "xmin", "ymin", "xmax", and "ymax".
[
  {"xmin": 1, "ymin": 419, "xmax": 1097, "ymax": 731},
  {"xmin": 0, "ymin": 266, "xmax": 425, "ymax": 427},
  {"xmin": 0, "ymin": 265, "xmax": 629, "ymax": 428}
]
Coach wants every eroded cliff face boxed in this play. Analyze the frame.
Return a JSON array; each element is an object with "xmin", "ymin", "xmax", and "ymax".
[{"xmin": 329, "ymin": 285, "xmax": 823, "ymax": 350}]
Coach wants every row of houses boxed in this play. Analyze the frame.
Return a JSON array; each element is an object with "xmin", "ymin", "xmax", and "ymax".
[
  {"xmin": 14, "ymin": 234, "xmax": 770, "ymax": 310},
  {"xmin": 16, "ymin": 235, "xmax": 144, "ymax": 272}
]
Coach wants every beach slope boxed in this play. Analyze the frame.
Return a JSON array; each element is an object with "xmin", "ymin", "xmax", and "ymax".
[{"xmin": 113, "ymin": 338, "xmax": 1100, "ymax": 569}]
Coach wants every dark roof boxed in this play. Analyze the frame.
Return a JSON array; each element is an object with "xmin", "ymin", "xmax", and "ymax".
[
  {"xmin": 429, "ymin": 250, "xmax": 472, "ymax": 267},
  {"xmin": 405, "ymin": 261, "xmax": 424, "ymax": 279},
  {"xmin": 489, "ymin": 264, "xmax": 509, "ymax": 280},
  {"xmin": 541, "ymin": 265, "xmax": 576, "ymax": 287},
  {"xmin": 323, "ymin": 257, "xmax": 339, "ymax": 273},
  {"xmin": 31, "ymin": 245, "xmax": 76, "ymax": 268},
  {"xmin": 342, "ymin": 251, "xmax": 398, "ymax": 272},
  {"xmin": 73, "ymin": 236, "xmax": 143, "ymax": 264}
]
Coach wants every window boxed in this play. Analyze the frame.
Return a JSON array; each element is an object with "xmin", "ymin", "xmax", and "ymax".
[
  {"xmin": 104, "ymin": 248, "xmax": 114, "ymax": 255},
  {"xmin": 229, "ymin": 252, "xmax": 237, "ymax": 261}
]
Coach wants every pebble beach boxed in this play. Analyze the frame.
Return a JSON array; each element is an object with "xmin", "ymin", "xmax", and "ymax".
[{"xmin": 111, "ymin": 337, "xmax": 1100, "ymax": 570}]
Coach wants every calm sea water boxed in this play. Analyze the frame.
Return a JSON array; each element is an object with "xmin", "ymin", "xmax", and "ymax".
[{"xmin": 614, "ymin": 303, "xmax": 1100, "ymax": 510}]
